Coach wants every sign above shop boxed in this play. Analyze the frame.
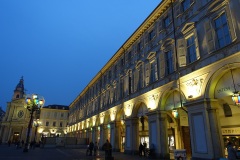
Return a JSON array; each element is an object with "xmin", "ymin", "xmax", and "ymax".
[{"xmin": 222, "ymin": 127, "xmax": 240, "ymax": 135}]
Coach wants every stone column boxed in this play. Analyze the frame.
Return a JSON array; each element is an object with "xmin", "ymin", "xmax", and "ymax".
[
  {"xmin": 110, "ymin": 121, "xmax": 121, "ymax": 151},
  {"xmin": 99, "ymin": 124, "xmax": 105, "ymax": 147},
  {"xmin": 124, "ymin": 117, "xmax": 139, "ymax": 155},
  {"xmin": 92, "ymin": 126, "xmax": 96, "ymax": 143},
  {"xmin": 185, "ymin": 98, "xmax": 224, "ymax": 160},
  {"xmin": 147, "ymin": 110, "xmax": 169, "ymax": 159},
  {"xmin": 2, "ymin": 126, "xmax": 9, "ymax": 142},
  {"xmin": 95, "ymin": 126, "xmax": 100, "ymax": 143},
  {"xmin": 103, "ymin": 124, "xmax": 109, "ymax": 142},
  {"xmin": 7, "ymin": 127, "xmax": 12, "ymax": 142}
]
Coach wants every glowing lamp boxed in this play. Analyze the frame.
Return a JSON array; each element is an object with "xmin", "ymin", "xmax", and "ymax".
[
  {"xmin": 232, "ymin": 91, "xmax": 240, "ymax": 105},
  {"xmin": 172, "ymin": 109, "xmax": 178, "ymax": 118}
]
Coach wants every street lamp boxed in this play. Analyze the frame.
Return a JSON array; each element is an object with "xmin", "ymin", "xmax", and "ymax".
[
  {"xmin": 23, "ymin": 94, "xmax": 44, "ymax": 152},
  {"xmin": 33, "ymin": 119, "xmax": 41, "ymax": 142}
]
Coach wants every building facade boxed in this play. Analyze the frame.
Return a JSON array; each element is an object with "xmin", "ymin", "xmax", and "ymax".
[
  {"xmin": 68, "ymin": 0, "xmax": 240, "ymax": 159},
  {"xmin": 0, "ymin": 77, "xmax": 31, "ymax": 143},
  {"xmin": 0, "ymin": 78, "xmax": 69, "ymax": 145},
  {"xmin": 38, "ymin": 105, "xmax": 69, "ymax": 141}
]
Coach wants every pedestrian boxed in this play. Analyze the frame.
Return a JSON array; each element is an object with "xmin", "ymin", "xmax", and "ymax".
[
  {"xmin": 102, "ymin": 139, "xmax": 112, "ymax": 159},
  {"xmin": 143, "ymin": 141, "xmax": 147, "ymax": 156},
  {"xmin": 139, "ymin": 142, "xmax": 144, "ymax": 156},
  {"xmin": 94, "ymin": 142, "xmax": 98, "ymax": 156},
  {"xmin": 86, "ymin": 144, "xmax": 89, "ymax": 156},
  {"xmin": 21, "ymin": 140, "xmax": 24, "ymax": 148},
  {"xmin": 89, "ymin": 141, "xmax": 94, "ymax": 156},
  {"xmin": 8, "ymin": 140, "xmax": 11, "ymax": 147},
  {"xmin": 227, "ymin": 141, "xmax": 237, "ymax": 160}
]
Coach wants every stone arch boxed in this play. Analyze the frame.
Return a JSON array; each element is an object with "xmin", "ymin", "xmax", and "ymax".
[
  {"xmin": 205, "ymin": 62, "xmax": 240, "ymax": 99},
  {"xmin": 203, "ymin": 62, "xmax": 240, "ymax": 149},
  {"xmin": 131, "ymin": 101, "xmax": 148, "ymax": 118},
  {"xmin": 159, "ymin": 87, "xmax": 187, "ymax": 111},
  {"xmin": 103, "ymin": 112, "xmax": 111, "ymax": 125},
  {"xmin": 116, "ymin": 106, "xmax": 125, "ymax": 122},
  {"xmin": 95, "ymin": 115, "xmax": 100, "ymax": 127}
]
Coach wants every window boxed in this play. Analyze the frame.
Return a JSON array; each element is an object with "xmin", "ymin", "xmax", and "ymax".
[
  {"xmin": 114, "ymin": 65, "xmax": 117, "ymax": 78},
  {"xmin": 60, "ymin": 122, "xmax": 63, "ymax": 127},
  {"xmin": 61, "ymin": 113, "xmax": 64, "ymax": 118},
  {"xmin": 186, "ymin": 35, "xmax": 197, "ymax": 63},
  {"xmin": 128, "ymin": 51, "xmax": 132, "ymax": 63},
  {"xmin": 128, "ymin": 73, "xmax": 132, "ymax": 95},
  {"xmin": 164, "ymin": 16, "xmax": 170, "ymax": 28},
  {"xmin": 137, "ymin": 41, "xmax": 142, "ymax": 52},
  {"xmin": 165, "ymin": 51, "xmax": 174, "ymax": 74},
  {"xmin": 120, "ymin": 77, "xmax": 124, "ymax": 99},
  {"xmin": 121, "ymin": 58, "xmax": 124, "ymax": 67},
  {"xmin": 53, "ymin": 122, "xmax": 56, "ymax": 127},
  {"xmin": 182, "ymin": 0, "xmax": 191, "ymax": 12},
  {"xmin": 108, "ymin": 70, "xmax": 112, "ymax": 79},
  {"xmin": 150, "ymin": 62, "xmax": 155, "ymax": 83},
  {"xmin": 214, "ymin": 13, "xmax": 231, "ymax": 48},
  {"xmin": 54, "ymin": 112, "xmax": 57, "ymax": 118},
  {"xmin": 149, "ymin": 30, "xmax": 155, "ymax": 41},
  {"xmin": 46, "ymin": 121, "xmax": 49, "ymax": 126}
]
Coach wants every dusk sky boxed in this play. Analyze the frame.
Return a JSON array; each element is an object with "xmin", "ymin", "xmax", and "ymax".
[{"xmin": 0, "ymin": 0, "xmax": 160, "ymax": 111}]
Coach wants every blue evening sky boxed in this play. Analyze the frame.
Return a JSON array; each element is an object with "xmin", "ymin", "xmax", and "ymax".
[{"xmin": 0, "ymin": 0, "xmax": 160, "ymax": 111}]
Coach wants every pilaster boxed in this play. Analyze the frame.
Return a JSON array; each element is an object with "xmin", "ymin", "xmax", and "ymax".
[
  {"xmin": 110, "ymin": 121, "xmax": 121, "ymax": 151},
  {"xmin": 185, "ymin": 98, "xmax": 224, "ymax": 160},
  {"xmin": 124, "ymin": 117, "xmax": 139, "ymax": 155},
  {"xmin": 147, "ymin": 110, "xmax": 170, "ymax": 159}
]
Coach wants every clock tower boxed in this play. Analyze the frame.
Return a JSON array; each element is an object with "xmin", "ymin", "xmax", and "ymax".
[{"xmin": 0, "ymin": 77, "xmax": 30, "ymax": 144}]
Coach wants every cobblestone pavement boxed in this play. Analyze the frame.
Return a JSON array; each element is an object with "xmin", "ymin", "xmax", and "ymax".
[{"xmin": 0, "ymin": 144, "xmax": 154, "ymax": 160}]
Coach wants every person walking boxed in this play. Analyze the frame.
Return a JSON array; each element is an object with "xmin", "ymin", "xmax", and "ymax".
[
  {"xmin": 21, "ymin": 140, "xmax": 24, "ymax": 148},
  {"xmin": 227, "ymin": 142, "xmax": 237, "ymax": 160},
  {"xmin": 8, "ymin": 140, "xmax": 11, "ymax": 147},
  {"xmin": 139, "ymin": 142, "xmax": 144, "ymax": 156},
  {"xmin": 94, "ymin": 142, "xmax": 98, "ymax": 156},
  {"xmin": 143, "ymin": 141, "xmax": 147, "ymax": 157},
  {"xmin": 89, "ymin": 141, "xmax": 94, "ymax": 156},
  {"xmin": 102, "ymin": 139, "xmax": 112, "ymax": 159}
]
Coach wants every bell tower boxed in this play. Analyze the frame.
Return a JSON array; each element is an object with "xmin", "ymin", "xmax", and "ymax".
[{"xmin": 12, "ymin": 76, "xmax": 25, "ymax": 100}]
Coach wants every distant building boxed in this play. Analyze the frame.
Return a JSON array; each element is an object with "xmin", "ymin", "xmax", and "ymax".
[
  {"xmin": 0, "ymin": 107, "xmax": 5, "ymax": 121},
  {"xmin": 0, "ymin": 77, "xmax": 29, "ymax": 143},
  {"xmin": 0, "ymin": 77, "xmax": 69, "ymax": 144},
  {"xmin": 37, "ymin": 105, "xmax": 69, "ymax": 141}
]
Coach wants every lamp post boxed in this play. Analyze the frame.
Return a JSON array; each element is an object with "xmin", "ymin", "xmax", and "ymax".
[
  {"xmin": 23, "ymin": 94, "xmax": 44, "ymax": 152},
  {"xmin": 33, "ymin": 119, "xmax": 41, "ymax": 142}
]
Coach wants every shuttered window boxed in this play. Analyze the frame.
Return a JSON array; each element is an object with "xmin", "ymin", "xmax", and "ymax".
[
  {"xmin": 214, "ymin": 13, "xmax": 231, "ymax": 48},
  {"xmin": 165, "ymin": 50, "xmax": 174, "ymax": 74},
  {"xmin": 186, "ymin": 35, "xmax": 197, "ymax": 63}
]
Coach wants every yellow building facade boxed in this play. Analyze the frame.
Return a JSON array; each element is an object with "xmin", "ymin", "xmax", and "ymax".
[{"xmin": 0, "ymin": 78, "xmax": 69, "ymax": 145}]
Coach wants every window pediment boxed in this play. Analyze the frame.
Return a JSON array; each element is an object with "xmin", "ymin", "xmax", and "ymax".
[
  {"xmin": 147, "ymin": 52, "xmax": 156, "ymax": 60},
  {"xmin": 161, "ymin": 38, "xmax": 174, "ymax": 52},
  {"xmin": 181, "ymin": 22, "xmax": 195, "ymax": 35},
  {"xmin": 207, "ymin": 0, "xmax": 227, "ymax": 13},
  {"xmin": 135, "ymin": 61, "xmax": 143, "ymax": 69}
]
